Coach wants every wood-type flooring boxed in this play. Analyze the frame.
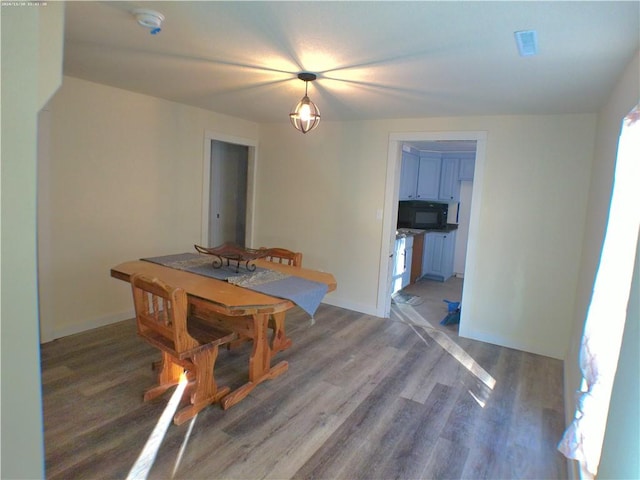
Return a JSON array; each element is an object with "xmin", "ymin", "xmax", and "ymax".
[{"xmin": 41, "ymin": 277, "xmax": 567, "ymax": 479}]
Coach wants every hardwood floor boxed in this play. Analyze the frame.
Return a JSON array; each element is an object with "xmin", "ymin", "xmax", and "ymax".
[{"xmin": 41, "ymin": 277, "xmax": 567, "ymax": 479}]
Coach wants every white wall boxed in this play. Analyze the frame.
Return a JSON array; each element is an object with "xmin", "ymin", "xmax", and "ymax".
[
  {"xmin": 1, "ymin": 3, "xmax": 64, "ymax": 478},
  {"xmin": 40, "ymin": 77, "xmax": 260, "ymax": 339},
  {"xmin": 259, "ymin": 114, "xmax": 596, "ymax": 359}
]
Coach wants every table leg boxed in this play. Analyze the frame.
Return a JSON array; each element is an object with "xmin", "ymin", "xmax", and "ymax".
[
  {"xmin": 221, "ymin": 312, "xmax": 288, "ymax": 410},
  {"xmin": 270, "ymin": 311, "xmax": 293, "ymax": 353}
]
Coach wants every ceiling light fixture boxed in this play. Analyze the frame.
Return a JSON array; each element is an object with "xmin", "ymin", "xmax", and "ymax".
[{"xmin": 289, "ymin": 73, "xmax": 321, "ymax": 134}]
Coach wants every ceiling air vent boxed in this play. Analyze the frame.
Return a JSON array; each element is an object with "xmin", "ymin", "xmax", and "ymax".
[{"xmin": 514, "ymin": 30, "xmax": 538, "ymax": 57}]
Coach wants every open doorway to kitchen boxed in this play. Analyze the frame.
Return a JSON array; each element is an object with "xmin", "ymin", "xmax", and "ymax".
[{"xmin": 378, "ymin": 131, "xmax": 488, "ymax": 323}]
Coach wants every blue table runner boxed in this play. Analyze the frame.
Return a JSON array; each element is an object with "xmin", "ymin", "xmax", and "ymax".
[{"xmin": 141, "ymin": 253, "xmax": 328, "ymax": 317}]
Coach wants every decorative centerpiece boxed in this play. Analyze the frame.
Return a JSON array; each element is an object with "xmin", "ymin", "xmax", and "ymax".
[{"xmin": 194, "ymin": 243, "xmax": 269, "ymax": 273}]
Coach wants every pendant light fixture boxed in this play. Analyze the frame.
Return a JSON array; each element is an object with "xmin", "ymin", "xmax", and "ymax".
[{"xmin": 289, "ymin": 73, "xmax": 321, "ymax": 134}]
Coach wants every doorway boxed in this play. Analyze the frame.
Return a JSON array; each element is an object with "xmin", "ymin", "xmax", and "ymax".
[
  {"xmin": 378, "ymin": 131, "xmax": 488, "ymax": 319},
  {"xmin": 200, "ymin": 132, "xmax": 258, "ymax": 249},
  {"xmin": 209, "ymin": 140, "xmax": 248, "ymax": 247}
]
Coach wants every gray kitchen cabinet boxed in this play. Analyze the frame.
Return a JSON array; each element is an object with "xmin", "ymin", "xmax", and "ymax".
[{"xmin": 422, "ymin": 230, "xmax": 457, "ymax": 281}]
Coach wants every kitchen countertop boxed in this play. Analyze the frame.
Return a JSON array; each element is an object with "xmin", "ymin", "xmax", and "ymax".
[{"xmin": 396, "ymin": 224, "xmax": 458, "ymax": 239}]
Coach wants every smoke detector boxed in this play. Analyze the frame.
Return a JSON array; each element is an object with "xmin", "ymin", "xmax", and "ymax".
[{"xmin": 133, "ymin": 9, "xmax": 164, "ymax": 34}]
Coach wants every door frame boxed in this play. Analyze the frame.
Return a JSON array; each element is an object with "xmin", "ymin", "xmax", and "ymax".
[
  {"xmin": 201, "ymin": 131, "xmax": 258, "ymax": 247},
  {"xmin": 377, "ymin": 130, "xmax": 488, "ymax": 318}
]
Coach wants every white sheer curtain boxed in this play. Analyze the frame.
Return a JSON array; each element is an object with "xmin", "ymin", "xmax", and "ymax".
[{"xmin": 558, "ymin": 106, "xmax": 640, "ymax": 477}]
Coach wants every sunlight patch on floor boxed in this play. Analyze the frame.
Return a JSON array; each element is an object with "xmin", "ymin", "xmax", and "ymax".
[
  {"xmin": 391, "ymin": 303, "xmax": 496, "ymax": 406},
  {"xmin": 127, "ymin": 373, "xmax": 190, "ymax": 480},
  {"xmin": 171, "ymin": 415, "xmax": 197, "ymax": 478}
]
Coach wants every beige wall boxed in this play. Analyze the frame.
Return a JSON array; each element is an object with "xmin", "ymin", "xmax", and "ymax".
[
  {"xmin": 40, "ymin": 76, "xmax": 259, "ymax": 339},
  {"xmin": 256, "ymin": 121, "xmax": 390, "ymax": 313},
  {"xmin": 1, "ymin": 3, "xmax": 64, "ymax": 478},
  {"xmin": 45, "ymin": 73, "xmax": 599, "ymax": 363},
  {"xmin": 44, "ymin": 76, "xmax": 598, "ymax": 360},
  {"xmin": 259, "ymin": 114, "xmax": 596, "ymax": 359},
  {"xmin": 37, "ymin": 1, "xmax": 64, "ymax": 107},
  {"xmin": 452, "ymin": 114, "xmax": 595, "ymax": 359},
  {"xmin": 5, "ymin": 5, "xmax": 634, "ymax": 474}
]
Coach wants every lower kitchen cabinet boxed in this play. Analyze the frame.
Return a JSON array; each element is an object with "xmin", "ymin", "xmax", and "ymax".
[{"xmin": 422, "ymin": 230, "xmax": 456, "ymax": 281}]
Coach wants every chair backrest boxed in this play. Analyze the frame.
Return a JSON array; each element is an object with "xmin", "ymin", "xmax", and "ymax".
[
  {"xmin": 260, "ymin": 247, "xmax": 303, "ymax": 267},
  {"xmin": 131, "ymin": 273, "xmax": 198, "ymax": 353}
]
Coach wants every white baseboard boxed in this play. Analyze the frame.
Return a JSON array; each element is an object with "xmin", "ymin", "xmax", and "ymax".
[
  {"xmin": 48, "ymin": 297, "xmax": 380, "ymax": 343},
  {"xmin": 49, "ymin": 310, "xmax": 135, "ymax": 342},
  {"xmin": 320, "ymin": 297, "xmax": 380, "ymax": 317}
]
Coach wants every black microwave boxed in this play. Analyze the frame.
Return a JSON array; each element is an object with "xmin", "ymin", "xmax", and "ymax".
[{"xmin": 397, "ymin": 200, "xmax": 448, "ymax": 229}]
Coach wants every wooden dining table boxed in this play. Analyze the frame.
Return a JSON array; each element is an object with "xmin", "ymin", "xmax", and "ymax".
[{"xmin": 111, "ymin": 257, "xmax": 336, "ymax": 409}]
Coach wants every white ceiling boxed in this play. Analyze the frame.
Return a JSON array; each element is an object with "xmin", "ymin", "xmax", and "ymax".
[{"xmin": 63, "ymin": 1, "xmax": 639, "ymax": 124}]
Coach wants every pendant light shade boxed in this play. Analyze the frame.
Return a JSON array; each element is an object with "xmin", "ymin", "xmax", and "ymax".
[{"xmin": 290, "ymin": 73, "xmax": 320, "ymax": 134}]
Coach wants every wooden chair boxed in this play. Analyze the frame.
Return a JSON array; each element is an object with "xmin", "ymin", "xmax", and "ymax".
[
  {"xmin": 261, "ymin": 247, "xmax": 303, "ymax": 352},
  {"xmin": 131, "ymin": 273, "xmax": 236, "ymax": 425},
  {"xmin": 259, "ymin": 247, "xmax": 303, "ymax": 267}
]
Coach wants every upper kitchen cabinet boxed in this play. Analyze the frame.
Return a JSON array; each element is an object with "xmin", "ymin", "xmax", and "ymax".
[
  {"xmin": 399, "ymin": 151, "xmax": 420, "ymax": 200},
  {"xmin": 438, "ymin": 157, "xmax": 460, "ymax": 202},
  {"xmin": 458, "ymin": 156, "xmax": 475, "ymax": 181},
  {"xmin": 416, "ymin": 154, "xmax": 441, "ymax": 200},
  {"xmin": 399, "ymin": 150, "xmax": 475, "ymax": 203},
  {"xmin": 400, "ymin": 150, "xmax": 441, "ymax": 201}
]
